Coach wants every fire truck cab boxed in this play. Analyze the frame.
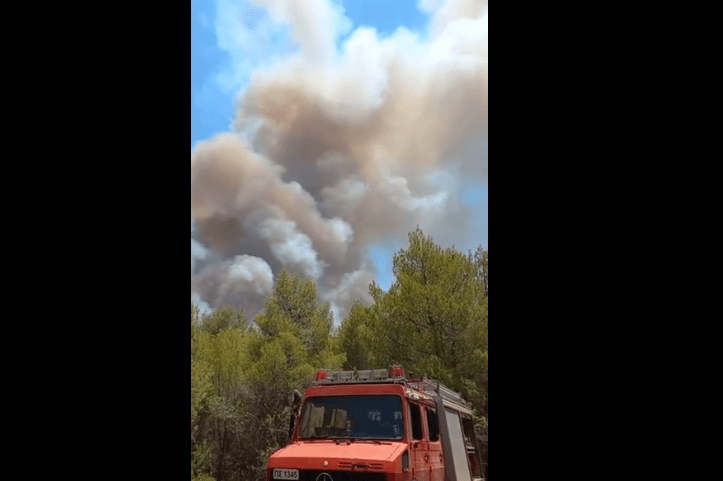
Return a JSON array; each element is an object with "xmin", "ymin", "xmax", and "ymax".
[{"xmin": 267, "ymin": 367, "xmax": 486, "ymax": 481}]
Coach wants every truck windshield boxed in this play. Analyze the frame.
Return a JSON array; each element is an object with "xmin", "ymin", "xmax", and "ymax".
[{"xmin": 299, "ymin": 395, "xmax": 404, "ymax": 440}]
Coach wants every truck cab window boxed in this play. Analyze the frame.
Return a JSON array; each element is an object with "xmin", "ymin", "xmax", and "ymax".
[
  {"xmin": 427, "ymin": 408, "xmax": 440, "ymax": 442},
  {"xmin": 409, "ymin": 403, "xmax": 424, "ymax": 441},
  {"xmin": 299, "ymin": 395, "xmax": 404, "ymax": 440}
]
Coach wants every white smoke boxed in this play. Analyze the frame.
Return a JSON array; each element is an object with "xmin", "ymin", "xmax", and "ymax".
[
  {"xmin": 191, "ymin": 0, "xmax": 488, "ymax": 321},
  {"xmin": 192, "ymin": 254, "xmax": 275, "ymax": 317},
  {"xmin": 191, "ymin": 238, "xmax": 208, "ymax": 273}
]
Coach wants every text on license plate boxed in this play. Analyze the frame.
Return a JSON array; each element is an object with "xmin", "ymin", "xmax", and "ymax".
[{"xmin": 274, "ymin": 470, "xmax": 299, "ymax": 480}]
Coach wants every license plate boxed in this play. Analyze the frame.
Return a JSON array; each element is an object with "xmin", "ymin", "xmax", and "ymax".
[{"xmin": 274, "ymin": 470, "xmax": 300, "ymax": 480}]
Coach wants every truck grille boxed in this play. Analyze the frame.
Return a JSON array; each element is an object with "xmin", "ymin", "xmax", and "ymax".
[{"xmin": 299, "ymin": 471, "xmax": 386, "ymax": 481}]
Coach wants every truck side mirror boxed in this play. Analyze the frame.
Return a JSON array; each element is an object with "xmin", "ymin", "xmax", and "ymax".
[{"xmin": 288, "ymin": 390, "xmax": 302, "ymax": 440}]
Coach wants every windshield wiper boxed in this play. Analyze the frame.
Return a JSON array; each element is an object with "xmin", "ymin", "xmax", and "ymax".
[
  {"xmin": 331, "ymin": 438, "xmax": 394, "ymax": 445},
  {"xmin": 333, "ymin": 438, "xmax": 356, "ymax": 445}
]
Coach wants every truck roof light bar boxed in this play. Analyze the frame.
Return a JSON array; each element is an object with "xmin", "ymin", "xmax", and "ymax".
[
  {"xmin": 357, "ymin": 370, "xmax": 388, "ymax": 381},
  {"xmin": 312, "ymin": 367, "xmax": 408, "ymax": 385},
  {"xmin": 312, "ymin": 368, "xmax": 471, "ymax": 407}
]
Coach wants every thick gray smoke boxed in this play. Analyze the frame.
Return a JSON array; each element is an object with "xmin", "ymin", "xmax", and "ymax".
[{"xmin": 191, "ymin": 0, "xmax": 488, "ymax": 321}]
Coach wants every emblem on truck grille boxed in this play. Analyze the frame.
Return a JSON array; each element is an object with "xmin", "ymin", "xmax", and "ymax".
[{"xmin": 316, "ymin": 473, "xmax": 334, "ymax": 481}]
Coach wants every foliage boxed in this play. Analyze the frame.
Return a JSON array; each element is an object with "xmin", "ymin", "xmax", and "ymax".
[
  {"xmin": 191, "ymin": 272, "xmax": 345, "ymax": 481},
  {"xmin": 191, "ymin": 231, "xmax": 488, "ymax": 481},
  {"xmin": 339, "ymin": 230, "xmax": 488, "ymax": 418}
]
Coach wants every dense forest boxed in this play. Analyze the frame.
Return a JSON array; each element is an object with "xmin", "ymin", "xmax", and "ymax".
[{"xmin": 191, "ymin": 230, "xmax": 489, "ymax": 481}]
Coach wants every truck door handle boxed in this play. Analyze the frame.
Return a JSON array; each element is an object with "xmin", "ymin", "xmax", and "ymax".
[{"xmin": 424, "ymin": 453, "xmax": 430, "ymax": 463}]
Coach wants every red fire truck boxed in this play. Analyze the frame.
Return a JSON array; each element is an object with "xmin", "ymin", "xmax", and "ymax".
[{"xmin": 267, "ymin": 367, "xmax": 486, "ymax": 481}]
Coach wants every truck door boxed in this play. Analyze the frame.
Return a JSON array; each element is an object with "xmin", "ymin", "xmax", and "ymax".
[
  {"xmin": 426, "ymin": 407, "xmax": 445, "ymax": 481},
  {"xmin": 409, "ymin": 403, "xmax": 430, "ymax": 481}
]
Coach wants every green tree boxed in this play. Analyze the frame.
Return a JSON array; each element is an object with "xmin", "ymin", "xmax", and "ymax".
[
  {"xmin": 201, "ymin": 306, "xmax": 247, "ymax": 336},
  {"xmin": 239, "ymin": 271, "xmax": 346, "ymax": 479},
  {"xmin": 191, "ymin": 305, "xmax": 215, "ymax": 481},
  {"xmin": 338, "ymin": 228, "xmax": 489, "ymax": 434},
  {"xmin": 192, "ymin": 271, "xmax": 346, "ymax": 481},
  {"xmin": 191, "ymin": 302, "xmax": 252, "ymax": 481},
  {"xmin": 338, "ymin": 301, "xmax": 380, "ymax": 371}
]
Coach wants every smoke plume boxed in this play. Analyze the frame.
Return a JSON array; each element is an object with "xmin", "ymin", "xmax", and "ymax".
[{"xmin": 191, "ymin": 0, "xmax": 488, "ymax": 321}]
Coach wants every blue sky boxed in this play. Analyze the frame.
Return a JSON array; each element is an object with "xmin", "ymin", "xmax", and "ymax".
[{"xmin": 191, "ymin": 0, "xmax": 488, "ymax": 293}]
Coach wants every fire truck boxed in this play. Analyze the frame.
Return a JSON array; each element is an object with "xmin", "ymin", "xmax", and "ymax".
[{"xmin": 266, "ymin": 367, "xmax": 487, "ymax": 481}]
